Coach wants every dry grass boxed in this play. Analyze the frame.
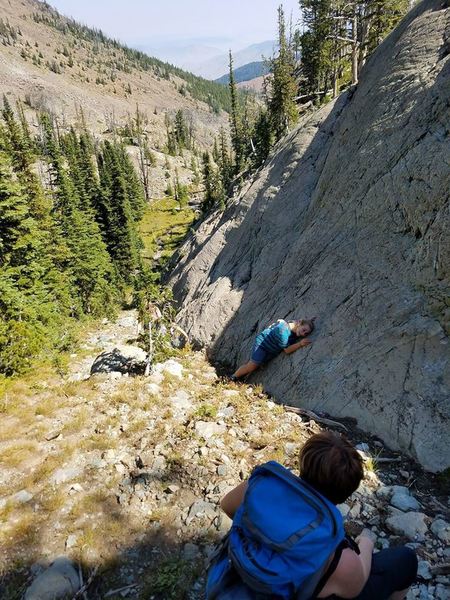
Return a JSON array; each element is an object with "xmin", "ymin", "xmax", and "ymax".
[
  {"xmin": 0, "ymin": 508, "xmax": 39, "ymax": 549},
  {"xmin": 0, "ymin": 440, "xmax": 39, "ymax": 469},
  {"xmin": 61, "ymin": 406, "xmax": 91, "ymax": 435}
]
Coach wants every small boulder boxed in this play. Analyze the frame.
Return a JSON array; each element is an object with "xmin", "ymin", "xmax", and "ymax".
[
  {"xmin": 146, "ymin": 383, "xmax": 161, "ymax": 396},
  {"xmin": 386, "ymin": 509, "xmax": 428, "ymax": 541},
  {"xmin": 50, "ymin": 466, "xmax": 82, "ymax": 485},
  {"xmin": 117, "ymin": 314, "xmax": 138, "ymax": 329},
  {"xmin": 24, "ymin": 557, "xmax": 79, "ymax": 600},
  {"xmin": 91, "ymin": 345, "xmax": 147, "ymax": 376},
  {"xmin": 186, "ymin": 500, "xmax": 217, "ymax": 524},
  {"xmin": 170, "ymin": 390, "xmax": 193, "ymax": 412},
  {"xmin": 13, "ymin": 490, "xmax": 33, "ymax": 504},
  {"xmin": 195, "ymin": 421, "xmax": 226, "ymax": 440},
  {"xmin": 153, "ymin": 359, "xmax": 184, "ymax": 379},
  {"xmin": 431, "ymin": 519, "xmax": 450, "ymax": 544},
  {"xmin": 417, "ymin": 561, "xmax": 432, "ymax": 581},
  {"xmin": 390, "ymin": 489, "xmax": 421, "ymax": 512}
]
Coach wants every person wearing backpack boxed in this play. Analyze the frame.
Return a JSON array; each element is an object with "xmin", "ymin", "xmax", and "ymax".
[
  {"xmin": 206, "ymin": 432, "xmax": 417, "ymax": 600},
  {"xmin": 231, "ymin": 318, "xmax": 315, "ymax": 381}
]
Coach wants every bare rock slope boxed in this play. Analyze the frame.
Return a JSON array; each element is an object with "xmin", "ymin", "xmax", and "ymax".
[{"xmin": 170, "ymin": 0, "xmax": 450, "ymax": 472}]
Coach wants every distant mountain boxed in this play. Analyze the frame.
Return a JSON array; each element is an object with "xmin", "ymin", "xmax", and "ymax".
[
  {"xmin": 215, "ymin": 61, "xmax": 269, "ymax": 85},
  {"xmin": 194, "ymin": 40, "xmax": 276, "ymax": 80}
]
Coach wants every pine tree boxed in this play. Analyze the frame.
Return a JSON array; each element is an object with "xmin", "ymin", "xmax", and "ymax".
[
  {"xmin": 299, "ymin": 0, "xmax": 333, "ymax": 98},
  {"xmin": 252, "ymin": 109, "xmax": 273, "ymax": 167},
  {"xmin": 41, "ymin": 115, "xmax": 116, "ymax": 314},
  {"xmin": 217, "ymin": 127, "xmax": 233, "ymax": 192},
  {"xmin": 0, "ymin": 124, "xmax": 68, "ymax": 373},
  {"xmin": 298, "ymin": 1, "xmax": 409, "ymax": 99},
  {"xmin": 164, "ymin": 112, "xmax": 178, "ymax": 156},
  {"xmin": 116, "ymin": 142, "xmax": 146, "ymax": 221},
  {"xmin": 201, "ymin": 151, "xmax": 224, "ymax": 213},
  {"xmin": 268, "ymin": 6, "xmax": 299, "ymax": 140},
  {"xmin": 228, "ymin": 51, "xmax": 244, "ymax": 174},
  {"xmin": 97, "ymin": 140, "xmax": 141, "ymax": 283},
  {"xmin": 174, "ymin": 109, "xmax": 189, "ymax": 149}
]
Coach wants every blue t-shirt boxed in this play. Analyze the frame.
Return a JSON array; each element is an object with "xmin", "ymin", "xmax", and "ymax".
[{"xmin": 255, "ymin": 321, "xmax": 297, "ymax": 359}]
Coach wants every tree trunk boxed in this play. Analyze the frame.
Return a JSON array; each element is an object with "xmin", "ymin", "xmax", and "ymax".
[{"xmin": 352, "ymin": 14, "xmax": 359, "ymax": 85}]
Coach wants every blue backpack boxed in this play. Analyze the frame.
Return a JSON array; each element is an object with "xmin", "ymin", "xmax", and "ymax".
[{"xmin": 206, "ymin": 461, "xmax": 345, "ymax": 600}]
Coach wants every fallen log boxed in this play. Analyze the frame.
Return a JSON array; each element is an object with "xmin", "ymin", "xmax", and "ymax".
[{"xmin": 284, "ymin": 406, "xmax": 348, "ymax": 432}]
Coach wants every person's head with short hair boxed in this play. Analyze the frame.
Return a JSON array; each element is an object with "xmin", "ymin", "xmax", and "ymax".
[
  {"xmin": 299, "ymin": 431, "xmax": 364, "ymax": 505},
  {"xmin": 293, "ymin": 317, "xmax": 316, "ymax": 337}
]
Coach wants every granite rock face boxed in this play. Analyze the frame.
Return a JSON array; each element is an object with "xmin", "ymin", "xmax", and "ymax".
[{"xmin": 170, "ymin": 0, "xmax": 450, "ymax": 471}]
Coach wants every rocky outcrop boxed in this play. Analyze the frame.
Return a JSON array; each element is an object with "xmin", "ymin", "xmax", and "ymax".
[{"xmin": 169, "ymin": 0, "xmax": 450, "ymax": 472}]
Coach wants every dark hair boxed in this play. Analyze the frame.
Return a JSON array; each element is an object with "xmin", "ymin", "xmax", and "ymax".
[{"xmin": 299, "ymin": 432, "xmax": 363, "ymax": 504}]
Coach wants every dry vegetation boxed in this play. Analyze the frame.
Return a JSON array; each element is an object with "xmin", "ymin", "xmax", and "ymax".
[{"xmin": 0, "ymin": 321, "xmax": 321, "ymax": 596}]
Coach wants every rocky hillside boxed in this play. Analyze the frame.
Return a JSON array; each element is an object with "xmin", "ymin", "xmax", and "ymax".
[
  {"xmin": 169, "ymin": 0, "xmax": 450, "ymax": 472},
  {"xmin": 0, "ymin": 0, "xmax": 228, "ymax": 196},
  {"xmin": 1, "ymin": 311, "xmax": 449, "ymax": 599}
]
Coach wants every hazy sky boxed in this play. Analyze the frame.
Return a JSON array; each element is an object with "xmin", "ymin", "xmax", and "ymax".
[{"xmin": 48, "ymin": 0, "xmax": 302, "ymax": 53}]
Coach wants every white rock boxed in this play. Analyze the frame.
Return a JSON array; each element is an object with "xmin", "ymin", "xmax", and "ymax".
[
  {"xmin": 147, "ymin": 371, "xmax": 164, "ymax": 384},
  {"xmin": 431, "ymin": 519, "xmax": 450, "ymax": 544},
  {"xmin": 69, "ymin": 483, "xmax": 84, "ymax": 493},
  {"xmin": 390, "ymin": 491, "xmax": 421, "ymax": 512},
  {"xmin": 222, "ymin": 389, "xmax": 239, "ymax": 398},
  {"xmin": 65, "ymin": 534, "xmax": 78, "ymax": 550},
  {"xmin": 338, "ymin": 503, "xmax": 351, "ymax": 518},
  {"xmin": 170, "ymin": 389, "xmax": 192, "ymax": 412},
  {"xmin": 284, "ymin": 442, "xmax": 298, "ymax": 457},
  {"xmin": 186, "ymin": 500, "xmax": 217, "ymax": 524},
  {"xmin": 50, "ymin": 466, "xmax": 82, "ymax": 485},
  {"xmin": 67, "ymin": 372, "xmax": 88, "ymax": 382},
  {"xmin": 434, "ymin": 584, "xmax": 450, "ymax": 599},
  {"xmin": 195, "ymin": 421, "xmax": 226, "ymax": 439},
  {"xmin": 153, "ymin": 359, "xmax": 184, "ymax": 379},
  {"xmin": 146, "ymin": 383, "xmax": 161, "ymax": 395},
  {"xmin": 417, "ymin": 561, "xmax": 432, "ymax": 581},
  {"xmin": 217, "ymin": 406, "xmax": 235, "ymax": 418},
  {"xmin": 385, "ymin": 509, "xmax": 428, "ymax": 541},
  {"xmin": 117, "ymin": 315, "xmax": 138, "ymax": 328},
  {"xmin": 13, "ymin": 490, "xmax": 33, "ymax": 504}
]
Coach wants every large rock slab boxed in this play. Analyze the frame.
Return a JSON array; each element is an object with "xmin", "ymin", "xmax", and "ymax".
[{"xmin": 169, "ymin": 1, "xmax": 450, "ymax": 472}]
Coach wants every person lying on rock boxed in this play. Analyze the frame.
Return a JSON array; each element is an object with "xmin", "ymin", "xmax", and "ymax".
[
  {"xmin": 231, "ymin": 318, "xmax": 315, "ymax": 380},
  {"xmin": 207, "ymin": 431, "xmax": 418, "ymax": 600}
]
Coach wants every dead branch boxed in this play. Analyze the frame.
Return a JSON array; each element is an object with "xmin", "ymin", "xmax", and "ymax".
[
  {"xmin": 71, "ymin": 566, "xmax": 98, "ymax": 599},
  {"xmin": 284, "ymin": 406, "xmax": 348, "ymax": 432}
]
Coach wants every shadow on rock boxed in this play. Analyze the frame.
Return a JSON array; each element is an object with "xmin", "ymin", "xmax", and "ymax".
[{"xmin": 90, "ymin": 346, "xmax": 147, "ymax": 377}]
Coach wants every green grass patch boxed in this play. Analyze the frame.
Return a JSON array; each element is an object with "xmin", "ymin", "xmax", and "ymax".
[
  {"xmin": 139, "ymin": 197, "xmax": 195, "ymax": 265},
  {"xmin": 140, "ymin": 556, "xmax": 200, "ymax": 600}
]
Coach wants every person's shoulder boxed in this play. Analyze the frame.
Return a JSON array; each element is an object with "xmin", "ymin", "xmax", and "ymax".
[{"xmin": 272, "ymin": 322, "xmax": 288, "ymax": 337}]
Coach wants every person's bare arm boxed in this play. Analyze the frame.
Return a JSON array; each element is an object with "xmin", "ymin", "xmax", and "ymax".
[
  {"xmin": 318, "ymin": 533, "xmax": 374, "ymax": 599},
  {"xmin": 356, "ymin": 532, "xmax": 375, "ymax": 581},
  {"xmin": 283, "ymin": 339, "xmax": 312, "ymax": 354},
  {"xmin": 220, "ymin": 482, "xmax": 248, "ymax": 519}
]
